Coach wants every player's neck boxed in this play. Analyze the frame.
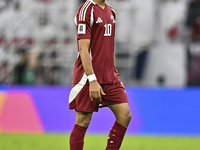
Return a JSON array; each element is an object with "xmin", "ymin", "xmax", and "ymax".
[{"xmin": 93, "ymin": 0, "xmax": 106, "ymax": 9}]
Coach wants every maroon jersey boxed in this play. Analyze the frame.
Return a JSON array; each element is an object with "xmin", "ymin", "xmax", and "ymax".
[{"xmin": 72, "ymin": 0, "xmax": 119, "ymax": 84}]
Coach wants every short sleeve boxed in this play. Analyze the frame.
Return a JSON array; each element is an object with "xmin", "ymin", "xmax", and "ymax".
[{"xmin": 75, "ymin": 6, "xmax": 93, "ymax": 40}]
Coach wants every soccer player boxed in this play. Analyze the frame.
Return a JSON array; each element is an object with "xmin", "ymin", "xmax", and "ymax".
[{"xmin": 69, "ymin": 0, "xmax": 132, "ymax": 149}]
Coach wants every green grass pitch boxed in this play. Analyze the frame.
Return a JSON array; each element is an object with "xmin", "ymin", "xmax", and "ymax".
[{"xmin": 0, "ymin": 134, "xmax": 200, "ymax": 150}]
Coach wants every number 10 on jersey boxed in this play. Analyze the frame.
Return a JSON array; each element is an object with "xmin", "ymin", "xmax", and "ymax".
[{"xmin": 104, "ymin": 24, "xmax": 112, "ymax": 36}]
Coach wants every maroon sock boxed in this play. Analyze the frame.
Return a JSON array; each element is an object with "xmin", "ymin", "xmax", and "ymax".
[
  {"xmin": 70, "ymin": 124, "xmax": 87, "ymax": 150},
  {"xmin": 105, "ymin": 121, "xmax": 127, "ymax": 150}
]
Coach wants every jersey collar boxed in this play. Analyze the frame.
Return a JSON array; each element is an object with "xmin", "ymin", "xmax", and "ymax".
[{"xmin": 89, "ymin": 0, "xmax": 96, "ymax": 4}]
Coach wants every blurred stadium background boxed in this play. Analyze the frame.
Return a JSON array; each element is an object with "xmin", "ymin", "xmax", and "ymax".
[{"xmin": 0, "ymin": 0, "xmax": 200, "ymax": 149}]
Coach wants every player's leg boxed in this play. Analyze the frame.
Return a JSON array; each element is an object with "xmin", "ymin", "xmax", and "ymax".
[
  {"xmin": 70, "ymin": 110, "xmax": 93, "ymax": 150},
  {"xmin": 109, "ymin": 103, "xmax": 132, "ymax": 128},
  {"xmin": 75, "ymin": 110, "xmax": 93, "ymax": 127},
  {"xmin": 105, "ymin": 103, "xmax": 132, "ymax": 150}
]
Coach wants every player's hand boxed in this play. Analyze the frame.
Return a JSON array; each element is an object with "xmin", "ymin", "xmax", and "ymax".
[{"xmin": 89, "ymin": 80, "xmax": 106, "ymax": 101}]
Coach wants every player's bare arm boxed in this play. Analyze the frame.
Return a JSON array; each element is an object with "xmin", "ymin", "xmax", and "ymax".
[{"xmin": 78, "ymin": 39, "xmax": 105, "ymax": 102}]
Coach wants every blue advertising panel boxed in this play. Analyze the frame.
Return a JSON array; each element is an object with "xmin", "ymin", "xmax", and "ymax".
[{"xmin": 0, "ymin": 85, "xmax": 199, "ymax": 135}]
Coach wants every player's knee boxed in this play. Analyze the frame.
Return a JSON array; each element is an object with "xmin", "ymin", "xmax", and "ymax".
[
  {"xmin": 76, "ymin": 111, "xmax": 92, "ymax": 128},
  {"xmin": 118, "ymin": 110, "xmax": 132, "ymax": 126},
  {"xmin": 81, "ymin": 118, "xmax": 91, "ymax": 128},
  {"xmin": 76, "ymin": 116, "xmax": 92, "ymax": 128},
  {"xmin": 126, "ymin": 111, "xmax": 132, "ymax": 123},
  {"xmin": 122, "ymin": 110, "xmax": 131, "ymax": 122}
]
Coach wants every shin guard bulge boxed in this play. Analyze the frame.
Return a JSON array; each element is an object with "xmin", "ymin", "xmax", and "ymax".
[{"xmin": 105, "ymin": 121, "xmax": 127, "ymax": 150}]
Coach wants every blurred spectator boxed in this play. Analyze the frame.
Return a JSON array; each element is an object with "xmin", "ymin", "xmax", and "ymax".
[
  {"xmin": 139, "ymin": 0, "xmax": 187, "ymax": 87},
  {"xmin": 130, "ymin": 0, "xmax": 156, "ymax": 83},
  {"xmin": 13, "ymin": 48, "xmax": 28, "ymax": 84},
  {"xmin": 155, "ymin": 0, "xmax": 186, "ymax": 44},
  {"xmin": 185, "ymin": 0, "xmax": 200, "ymax": 85},
  {"xmin": 13, "ymin": 48, "xmax": 39, "ymax": 84},
  {"xmin": 186, "ymin": 0, "xmax": 200, "ymax": 42}
]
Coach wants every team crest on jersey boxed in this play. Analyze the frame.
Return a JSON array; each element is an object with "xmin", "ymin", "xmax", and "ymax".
[
  {"xmin": 80, "ymin": 26, "xmax": 83, "ymax": 31},
  {"xmin": 78, "ymin": 24, "xmax": 86, "ymax": 34},
  {"xmin": 111, "ymin": 15, "xmax": 115, "ymax": 23}
]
